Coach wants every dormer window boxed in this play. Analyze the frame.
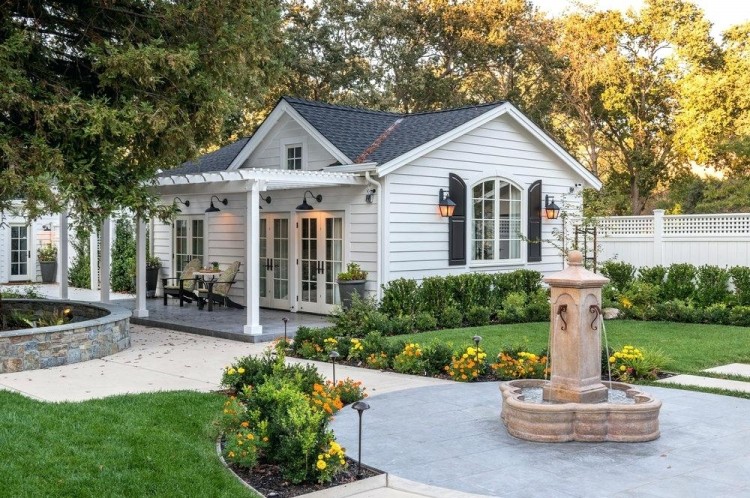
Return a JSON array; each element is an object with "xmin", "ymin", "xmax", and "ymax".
[{"xmin": 286, "ymin": 144, "xmax": 303, "ymax": 170}]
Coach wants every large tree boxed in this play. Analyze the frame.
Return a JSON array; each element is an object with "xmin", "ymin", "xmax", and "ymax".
[
  {"xmin": 0, "ymin": 0, "xmax": 284, "ymax": 227},
  {"xmin": 554, "ymin": 0, "xmax": 719, "ymax": 215}
]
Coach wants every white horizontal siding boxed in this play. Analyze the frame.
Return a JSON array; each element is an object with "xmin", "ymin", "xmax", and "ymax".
[
  {"xmin": 244, "ymin": 114, "xmax": 337, "ymax": 171},
  {"xmin": 385, "ymin": 113, "xmax": 585, "ymax": 284}
]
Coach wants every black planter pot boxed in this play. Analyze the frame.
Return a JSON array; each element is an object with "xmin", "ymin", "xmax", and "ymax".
[
  {"xmin": 337, "ymin": 279, "xmax": 366, "ymax": 309},
  {"xmin": 40, "ymin": 261, "xmax": 57, "ymax": 284},
  {"xmin": 146, "ymin": 267, "xmax": 161, "ymax": 298}
]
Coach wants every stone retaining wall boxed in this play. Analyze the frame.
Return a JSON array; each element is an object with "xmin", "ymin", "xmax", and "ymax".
[{"xmin": 0, "ymin": 300, "xmax": 131, "ymax": 373}]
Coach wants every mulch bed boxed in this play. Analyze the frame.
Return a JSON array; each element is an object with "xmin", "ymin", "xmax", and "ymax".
[{"xmin": 227, "ymin": 456, "xmax": 382, "ymax": 498}]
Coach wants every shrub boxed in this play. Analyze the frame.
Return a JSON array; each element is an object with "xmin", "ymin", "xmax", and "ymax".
[
  {"xmin": 606, "ymin": 345, "xmax": 670, "ymax": 382},
  {"xmin": 491, "ymin": 350, "xmax": 549, "ymax": 380},
  {"xmin": 600, "ymin": 260, "xmax": 635, "ymax": 292},
  {"xmin": 730, "ymin": 306, "xmax": 750, "ymax": 327},
  {"xmin": 222, "ymin": 419, "xmax": 269, "ymax": 470},
  {"xmin": 601, "ymin": 284, "xmax": 620, "ymax": 309},
  {"xmin": 701, "ymin": 303, "xmax": 731, "ymax": 325},
  {"xmin": 729, "ymin": 267, "xmax": 750, "ymax": 306},
  {"xmin": 221, "ymin": 349, "xmax": 323, "ymax": 394},
  {"xmin": 439, "ymin": 306, "xmax": 463, "ymax": 329},
  {"xmin": 497, "ymin": 291, "xmax": 527, "ymax": 323},
  {"xmin": 422, "ymin": 342, "xmax": 454, "ymax": 375},
  {"xmin": 347, "ymin": 338, "xmax": 365, "ymax": 362},
  {"xmin": 449, "ymin": 273, "xmax": 494, "ymax": 310},
  {"xmin": 503, "ymin": 269, "xmax": 543, "ymax": 296},
  {"xmin": 68, "ymin": 230, "xmax": 91, "ymax": 288},
  {"xmin": 380, "ymin": 278, "xmax": 420, "ymax": 317},
  {"xmin": 694, "ymin": 265, "xmax": 730, "ymax": 307},
  {"xmin": 418, "ymin": 276, "xmax": 457, "ymax": 318},
  {"xmin": 392, "ymin": 343, "xmax": 425, "ymax": 374},
  {"xmin": 365, "ymin": 352, "xmax": 390, "ymax": 369},
  {"xmin": 526, "ymin": 288, "xmax": 551, "ymax": 322},
  {"xmin": 361, "ymin": 332, "xmax": 389, "ymax": 358},
  {"xmin": 110, "ymin": 217, "xmax": 136, "ymax": 293},
  {"xmin": 620, "ymin": 282, "xmax": 660, "ymax": 319},
  {"xmin": 332, "ymin": 378, "xmax": 367, "ymax": 405},
  {"xmin": 445, "ymin": 345, "xmax": 487, "ymax": 381},
  {"xmin": 638, "ymin": 265, "xmax": 667, "ymax": 287},
  {"xmin": 413, "ymin": 311, "xmax": 438, "ymax": 332},
  {"xmin": 332, "ymin": 295, "xmax": 388, "ymax": 335},
  {"xmin": 663, "ymin": 263, "xmax": 697, "ymax": 301},
  {"xmin": 388, "ymin": 314, "xmax": 414, "ymax": 335},
  {"xmin": 465, "ymin": 305, "xmax": 491, "ymax": 327},
  {"xmin": 654, "ymin": 299, "xmax": 699, "ymax": 323}
]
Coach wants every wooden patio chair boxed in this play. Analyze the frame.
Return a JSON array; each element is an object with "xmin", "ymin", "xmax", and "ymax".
[
  {"xmin": 195, "ymin": 261, "xmax": 244, "ymax": 311},
  {"xmin": 162, "ymin": 258, "xmax": 202, "ymax": 306}
]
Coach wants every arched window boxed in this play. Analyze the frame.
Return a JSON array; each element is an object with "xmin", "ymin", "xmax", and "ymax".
[{"xmin": 472, "ymin": 179, "xmax": 522, "ymax": 261}]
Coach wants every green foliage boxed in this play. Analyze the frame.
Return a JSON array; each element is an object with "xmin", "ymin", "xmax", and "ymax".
[
  {"xmin": 663, "ymin": 263, "xmax": 697, "ymax": 301},
  {"xmin": 526, "ymin": 289, "xmax": 551, "ymax": 322},
  {"xmin": 68, "ymin": 230, "xmax": 90, "ymax": 288},
  {"xmin": 621, "ymin": 282, "xmax": 661, "ymax": 319},
  {"xmin": 638, "ymin": 266, "xmax": 667, "ymax": 287},
  {"xmin": 222, "ymin": 349, "xmax": 324, "ymax": 394},
  {"xmin": 332, "ymin": 294, "xmax": 389, "ymax": 336},
  {"xmin": 440, "ymin": 306, "xmax": 464, "ymax": 329},
  {"xmin": 380, "ymin": 278, "xmax": 420, "ymax": 317},
  {"xmin": 418, "ymin": 276, "xmax": 458, "ymax": 318},
  {"xmin": 336, "ymin": 262, "xmax": 367, "ymax": 281},
  {"xmin": 36, "ymin": 244, "xmax": 57, "ymax": 262},
  {"xmin": 465, "ymin": 305, "xmax": 491, "ymax": 327},
  {"xmin": 392, "ymin": 343, "xmax": 425, "ymax": 375},
  {"xmin": 653, "ymin": 299, "xmax": 699, "ymax": 323},
  {"xmin": 413, "ymin": 312, "xmax": 437, "ymax": 332},
  {"xmin": 600, "ymin": 261, "xmax": 636, "ymax": 291},
  {"xmin": 110, "ymin": 218, "xmax": 136, "ymax": 293},
  {"xmin": 730, "ymin": 266, "xmax": 750, "ymax": 306},
  {"xmin": 0, "ymin": 0, "xmax": 284, "ymax": 227},
  {"xmin": 422, "ymin": 342, "xmax": 454, "ymax": 375},
  {"xmin": 498, "ymin": 292, "xmax": 528, "ymax": 323},
  {"xmin": 694, "ymin": 265, "xmax": 730, "ymax": 307}
]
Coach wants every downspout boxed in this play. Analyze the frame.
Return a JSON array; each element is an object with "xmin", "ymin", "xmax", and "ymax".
[{"xmin": 365, "ymin": 171, "xmax": 383, "ymax": 300}]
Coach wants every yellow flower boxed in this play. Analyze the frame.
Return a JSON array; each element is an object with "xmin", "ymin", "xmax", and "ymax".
[
  {"xmin": 238, "ymin": 367, "xmax": 245, "ymax": 374},
  {"xmin": 247, "ymin": 433, "xmax": 254, "ymax": 440},
  {"xmin": 609, "ymin": 357, "xmax": 616, "ymax": 363},
  {"xmin": 228, "ymin": 451, "xmax": 235, "ymax": 458},
  {"xmin": 317, "ymin": 459, "xmax": 327, "ymax": 470},
  {"xmin": 240, "ymin": 421, "xmax": 249, "ymax": 428},
  {"xmin": 620, "ymin": 365, "xmax": 627, "ymax": 372},
  {"xmin": 227, "ymin": 368, "xmax": 236, "ymax": 375}
]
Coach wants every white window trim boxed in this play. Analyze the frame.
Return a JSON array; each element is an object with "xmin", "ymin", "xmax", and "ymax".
[
  {"xmin": 280, "ymin": 136, "xmax": 307, "ymax": 170},
  {"xmin": 469, "ymin": 177, "xmax": 526, "ymax": 265}
]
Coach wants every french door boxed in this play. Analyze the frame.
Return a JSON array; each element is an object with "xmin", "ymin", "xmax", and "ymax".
[
  {"xmin": 173, "ymin": 217, "xmax": 204, "ymax": 277},
  {"xmin": 9, "ymin": 225, "xmax": 30, "ymax": 281},
  {"xmin": 259, "ymin": 215, "xmax": 290, "ymax": 309},
  {"xmin": 298, "ymin": 213, "xmax": 343, "ymax": 314}
]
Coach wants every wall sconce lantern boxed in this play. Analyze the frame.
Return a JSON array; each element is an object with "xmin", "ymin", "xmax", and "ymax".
[
  {"xmin": 296, "ymin": 190, "xmax": 323, "ymax": 211},
  {"xmin": 173, "ymin": 197, "xmax": 190, "ymax": 213},
  {"xmin": 545, "ymin": 195, "xmax": 561, "ymax": 220},
  {"xmin": 205, "ymin": 195, "xmax": 228, "ymax": 213},
  {"xmin": 42, "ymin": 224, "xmax": 52, "ymax": 231},
  {"xmin": 438, "ymin": 188, "xmax": 456, "ymax": 218},
  {"xmin": 365, "ymin": 188, "xmax": 376, "ymax": 204},
  {"xmin": 259, "ymin": 194, "xmax": 271, "ymax": 210}
]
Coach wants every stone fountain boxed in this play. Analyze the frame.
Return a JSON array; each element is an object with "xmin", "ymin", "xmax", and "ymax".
[{"xmin": 500, "ymin": 251, "xmax": 661, "ymax": 442}]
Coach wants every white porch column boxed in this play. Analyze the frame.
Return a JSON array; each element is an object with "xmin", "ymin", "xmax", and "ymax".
[
  {"xmin": 59, "ymin": 209, "xmax": 69, "ymax": 300},
  {"xmin": 133, "ymin": 217, "xmax": 149, "ymax": 317},
  {"xmin": 100, "ymin": 217, "xmax": 111, "ymax": 303},
  {"xmin": 653, "ymin": 209, "xmax": 665, "ymax": 266},
  {"xmin": 244, "ymin": 183, "xmax": 263, "ymax": 335},
  {"xmin": 89, "ymin": 232, "xmax": 98, "ymax": 290}
]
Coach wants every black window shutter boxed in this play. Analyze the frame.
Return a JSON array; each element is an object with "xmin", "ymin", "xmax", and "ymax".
[
  {"xmin": 448, "ymin": 173, "xmax": 467, "ymax": 266},
  {"xmin": 527, "ymin": 180, "xmax": 542, "ymax": 262}
]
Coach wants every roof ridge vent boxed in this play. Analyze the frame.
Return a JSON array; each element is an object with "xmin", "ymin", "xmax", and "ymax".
[{"xmin": 354, "ymin": 118, "xmax": 404, "ymax": 164}]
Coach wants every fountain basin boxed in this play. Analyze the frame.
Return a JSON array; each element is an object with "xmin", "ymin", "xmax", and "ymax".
[
  {"xmin": 500, "ymin": 379, "xmax": 661, "ymax": 442},
  {"xmin": 0, "ymin": 299, "xmax": 131, "ymax": 373}
]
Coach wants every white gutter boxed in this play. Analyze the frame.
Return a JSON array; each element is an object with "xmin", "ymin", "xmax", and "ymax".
[{"xmin": 365, "ymin": 171, "xmax": 383, "ymax": 300}]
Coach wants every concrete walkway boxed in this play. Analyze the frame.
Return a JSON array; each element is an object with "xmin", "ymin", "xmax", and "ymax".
[
  {"xmin": 3, "ymin": 325, "xmax": 750, "ymax": 497},
  {"xmin": 658, "ymin": 363, "xmax": 750, "ymax": 394}
]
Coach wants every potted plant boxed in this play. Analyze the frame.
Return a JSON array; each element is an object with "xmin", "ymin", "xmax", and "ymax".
[
  {"xmin": 336, "ymin": 263, "xmax": 367, "ymax": 309},
  {"xmin": 146, "ymin": 255, "xmax": 162, "ymax": 297},
  {"xmin": 37, "ymin": 244, "xmax": 57, "ymax": 284},
  {"xmin": 211, "ymin": 261, "xmax": 220, "ymax": 271}
]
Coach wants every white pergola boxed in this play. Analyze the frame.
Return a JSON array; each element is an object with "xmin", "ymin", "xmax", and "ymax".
[{"xmin": 130, "ymin": 168, "xmax": 365, "ymax": 335}]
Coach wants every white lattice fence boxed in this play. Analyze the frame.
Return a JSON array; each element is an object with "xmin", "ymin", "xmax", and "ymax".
[{"xmin": 598, "ymin": 210, "xmax": 750, "ymax": 268}]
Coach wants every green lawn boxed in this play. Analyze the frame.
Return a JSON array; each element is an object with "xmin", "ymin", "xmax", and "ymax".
[
  {"xmin": 0, "ymin": 390, "xmax": 253, "ymax": 497},
  {"xmin": 390, "ymin": 320, "xmax": 750, "ymax": 373}
]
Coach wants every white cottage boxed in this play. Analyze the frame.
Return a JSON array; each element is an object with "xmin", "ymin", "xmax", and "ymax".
[{"xmin": 149, "ymin": 97, "xmax": 601, "ymax": 335}]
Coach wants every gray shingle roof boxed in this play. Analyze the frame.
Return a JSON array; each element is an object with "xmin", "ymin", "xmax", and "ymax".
[
  {"xmin": 161, "ymin": 98, "xmax": 504, "ymax": 175},
  {"xmin": 283, "ymin": 97, "xmax": 504, "ymax": 164},
  {"xmin": 159, "ymin": 137, "xmax": 250, "ymax": 176}
]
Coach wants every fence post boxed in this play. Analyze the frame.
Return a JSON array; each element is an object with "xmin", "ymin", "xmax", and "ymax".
[{"xmin": 653, "ymin": 209, "xmax": 665, "ymax": 266}]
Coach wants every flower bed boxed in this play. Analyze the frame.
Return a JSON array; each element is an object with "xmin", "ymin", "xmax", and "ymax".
[{"xmin": 216, "ymin": 346, "xmax": 371, "ymax": 494}]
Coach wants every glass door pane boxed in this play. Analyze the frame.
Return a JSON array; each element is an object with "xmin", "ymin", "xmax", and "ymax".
[
  {"xmin": 324, "ymin": 217, "xmax": 343, "ymax": 305},
  {"xmin": 10, "ymin": 226, "xmax": 28, "ymax": 278},
  {"xmin": 273, "ymin": 218, "xmax": 289, "ymax": 300},
  {"xmin": 174, "ymin": 219, "xmax": 189, "ymax": 277},
  {"xmin": 259, "ymin": 218, "xmax": 267, "ymax": 299},
  {"xmin": 191, "ymin": 219, "xmax": 204, "ymax": 265},
  {"xmin": 300, "ymin": 217, "xmax": 318, "ymax": 303}
]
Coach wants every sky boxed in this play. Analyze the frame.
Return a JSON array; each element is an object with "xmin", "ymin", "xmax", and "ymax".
[{"xmin": 532, "ymin": 0, "xmax": 750, "ymax": 39}]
